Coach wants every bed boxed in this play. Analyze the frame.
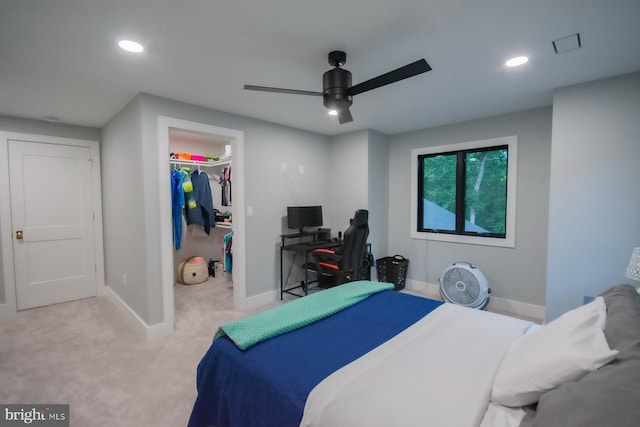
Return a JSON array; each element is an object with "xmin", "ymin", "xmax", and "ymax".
[{"xmin": 188, "ymin": 281, "xmax": 640, "ymax": 427}]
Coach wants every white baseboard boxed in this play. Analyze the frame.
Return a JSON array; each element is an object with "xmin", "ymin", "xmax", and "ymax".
[
  {"xmin": 243, "ymin": 289, "xmax": 278, "ymax": 311},
  {"xmin": 230, "ymin": 279, "xmax": 545, "ymax": 321},
  {"xmin": 105, "ymin": 286, "xmax": 173, "ymax": 340},
  {"xmin": 0, "ymin": 301, "xmax": 16, "ymax": 316},
  {"xmin": 487, "ymin": 296, "xmax": 545, "ymax": 322},
  {"xmin": 405, "ymin": 279, "xmax": 545, "ymax": 321},
  {"xmin": 405, "ymin": 279, "xmax": 441, "ymax": 299},
  {"xmin": 145, "ymin": 320, "xmax": 174, "ymax": 339}
]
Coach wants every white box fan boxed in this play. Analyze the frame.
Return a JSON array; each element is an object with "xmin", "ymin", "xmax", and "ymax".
[{"xmin": 439, "ymin": 262, "xmax": 491, "ymax": 309}]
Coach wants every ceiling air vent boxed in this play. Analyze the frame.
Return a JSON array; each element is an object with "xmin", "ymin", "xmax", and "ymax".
[{"xmin": 553, "ymin": 33, "xmax": 582, "ymax": 54}]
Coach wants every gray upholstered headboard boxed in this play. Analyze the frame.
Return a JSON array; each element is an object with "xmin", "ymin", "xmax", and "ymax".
[{"xmin": 521, "ymin": 285, "xmax": 640, "ymax": 427}]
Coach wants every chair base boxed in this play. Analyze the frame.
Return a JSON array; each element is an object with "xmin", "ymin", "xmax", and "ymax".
[{"xmin": 304, "ymin": 263, "xmax": 350, "ymax": 291}]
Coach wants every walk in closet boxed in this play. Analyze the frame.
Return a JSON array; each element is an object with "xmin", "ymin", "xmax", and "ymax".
[{"xmin": 169, "ymin": 129, "xmax": 233, "ymax": 284}]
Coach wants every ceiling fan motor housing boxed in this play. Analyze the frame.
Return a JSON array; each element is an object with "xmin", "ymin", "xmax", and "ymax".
[
  {"xmin": 322, "ymin": 67, "xmax": 352, "ymax": 110},
  {"xmin": 244, "ymin": 49, "xmax": 430, "ymax": 125}
]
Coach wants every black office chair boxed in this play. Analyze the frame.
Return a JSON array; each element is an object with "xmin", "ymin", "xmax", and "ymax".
[{"xmin": 309, "ymin": 209, "xmax": 369, "ymax": 286}]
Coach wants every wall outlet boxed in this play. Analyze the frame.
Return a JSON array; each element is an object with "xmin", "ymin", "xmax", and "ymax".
[{"xmin": 281, "ymin": 162, "xmax": 287, "ymax": 172}]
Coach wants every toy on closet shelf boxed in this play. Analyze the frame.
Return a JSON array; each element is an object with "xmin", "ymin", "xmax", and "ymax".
[{"xmin": 178, "ymin": 256, "xmax": 209, "ymax": 285}]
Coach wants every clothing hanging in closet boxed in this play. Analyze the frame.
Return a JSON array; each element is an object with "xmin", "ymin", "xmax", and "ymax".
[
  {"xmin": 186, "ymin": 170, "xmax": 216, "ymax": 234},
  {"xmin": 219, "ymin": 166, "xmax": 231, "ymax": 206},
  {"xmin": 170, "ymin": 169, "xmax": 185, "ymax": 250},
  {"xmin": 224, "ymin": 231, "xmax": 233, "ymax": 274}
]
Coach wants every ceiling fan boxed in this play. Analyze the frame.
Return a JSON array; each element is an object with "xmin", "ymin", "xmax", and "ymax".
[{"xmin": 244, "ymin": 51, "xmax": 432, "ymax": 124}]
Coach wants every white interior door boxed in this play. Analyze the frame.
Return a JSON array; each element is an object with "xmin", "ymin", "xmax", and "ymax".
[{"xmin": 9, "ymin": 139, "xmax": 97, "ymax": 310}]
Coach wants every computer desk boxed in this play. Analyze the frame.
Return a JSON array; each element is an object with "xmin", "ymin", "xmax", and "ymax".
[{"xmin": 279, "ymin": 231, "xmax": 341, "ymax": 299}]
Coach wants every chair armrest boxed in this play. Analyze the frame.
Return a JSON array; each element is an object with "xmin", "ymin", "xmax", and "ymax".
[{"xmin": 311, "ymin": 248, "xmax": 343, "ymax": 264}]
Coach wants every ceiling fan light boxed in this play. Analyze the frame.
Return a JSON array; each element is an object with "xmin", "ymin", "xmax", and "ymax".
[
  {"xmin": 505, "ymin": 56, "xmax": 528, "ymax": 67},
  {"xmin": 328, "ymin": 110, "xmax": 338, "ymax": 116}
]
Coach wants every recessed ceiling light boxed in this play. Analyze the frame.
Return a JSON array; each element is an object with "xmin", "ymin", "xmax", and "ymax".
[
  {"xmin": 505, "ymin": 56, "xmax": 528, "ymax": 67},
  {"xmin": 328, "ymin": 110, "xmax": 338, "ymax": 116},
  {"xmin": 118, "ymin": 40, "xmax": 144, "ymax": 53}
]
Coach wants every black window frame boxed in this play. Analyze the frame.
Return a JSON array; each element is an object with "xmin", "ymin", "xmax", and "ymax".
[{"xmin": 417, "ymin": 144, "xmax": 509, "ymax": 239}]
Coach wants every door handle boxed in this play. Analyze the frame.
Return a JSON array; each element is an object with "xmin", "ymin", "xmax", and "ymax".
[{"xmin": 16, "ymin": 230, "xmax": 23, "ymax": 240}]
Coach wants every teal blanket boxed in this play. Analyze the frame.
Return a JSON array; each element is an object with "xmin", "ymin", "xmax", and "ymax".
[{"xmin": 215, "ymin": 281, "xmax": 394, "ymax": 350}]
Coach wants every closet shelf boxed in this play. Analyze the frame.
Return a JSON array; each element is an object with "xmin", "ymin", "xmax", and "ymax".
[{"xmin": 170, "ymin": 158, "xmax": 231, "ymax": 168}]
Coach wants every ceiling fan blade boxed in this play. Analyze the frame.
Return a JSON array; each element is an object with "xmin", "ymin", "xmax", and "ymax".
[
  {"xmin": 243, "ymin": 84, "xmax": 322, "ymax": 96},
  {"xmin": 337, "ymin": 108, "xmax": 353, "ymax": 124},
  {"xmin": 347, "ymin": 59, "xmax": 431, "ymax": 96}
]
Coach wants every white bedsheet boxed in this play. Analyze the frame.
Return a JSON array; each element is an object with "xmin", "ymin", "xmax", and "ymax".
[
  {"xmin": 300, "ymin": 303, "xmax": 533, "ymax": 427},
  {"xmin": 479, "ymin": 402, "xmax": 531, "ymax": 427}
]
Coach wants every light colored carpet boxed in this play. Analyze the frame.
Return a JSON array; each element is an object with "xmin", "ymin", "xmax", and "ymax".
[
  {"xmin": 0, "ymin": 275, "xmax": 261, "ymax": 427},
  {"xmin": 0, "ymin": 280, "xmax": 539, "ymax": 427}
]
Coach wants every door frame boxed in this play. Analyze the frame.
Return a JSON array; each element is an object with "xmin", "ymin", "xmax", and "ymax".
[
  {"xmin": 157, "ymin": 117, "xmax": 246, "ymax": 335},
  {"xmin": 0, "ymin": 131, "xmax": 105, "ymax": 315}
]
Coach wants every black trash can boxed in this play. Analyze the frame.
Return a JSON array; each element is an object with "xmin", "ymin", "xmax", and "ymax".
[{"xmin": 376, "ymin": 255, "xmax": 409, "ymax": 290}]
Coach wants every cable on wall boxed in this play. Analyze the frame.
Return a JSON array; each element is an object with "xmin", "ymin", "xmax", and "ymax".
[{"xmin": 282, "ymin": 167, "xmax": 299, "ymax": 205}]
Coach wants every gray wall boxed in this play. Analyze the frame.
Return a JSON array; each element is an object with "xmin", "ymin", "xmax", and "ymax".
[
  {"xmin": 328, "ymin": 130, "xmax": 369, "ymax": 235},
  {"xmin": 244, "ymin": 114, "xmax": 331, "ymax": 292},
  {"xmin": 101, "ymin": 94, "xmax": 331, "ymax": 325},
  {"xmin": 0, "ymin": 116, "xmax": 100, "ymax": 306},
  {"xmin": 327, "ymin": 129, "xmax": 390, "ymax": 262},
  {"xmin": 546, "ymin": 72, "xmax": 640, "ymax": 321},
  {"xmin": 367, "ymin": 130, "xmax": 390, "ymax": 261},
  {"xmin": 387, "ymin": 107, "xmax": 552, "ymax": 306},
  {"xmin": 0, "ymin": 116, "xmax": 101, "ymax": 141},
  {"xmin": 101, "ymin": 97, "xmax": 150, "ymax": 320}
]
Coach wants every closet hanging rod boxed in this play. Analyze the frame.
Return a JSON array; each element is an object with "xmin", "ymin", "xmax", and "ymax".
[{"xmin": 170, "ymin": 158, "xmax": 231, "ymax": 168}]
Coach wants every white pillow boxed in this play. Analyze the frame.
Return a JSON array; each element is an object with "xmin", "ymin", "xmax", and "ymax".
[{"xmin": 491, "ymin": 296, "xmax": 618, "ymax": 407}]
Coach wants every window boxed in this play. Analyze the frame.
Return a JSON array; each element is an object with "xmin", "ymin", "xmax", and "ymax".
[{"xmin": 411, "ymin": 136, "xmax": 517, "ymax": 247}]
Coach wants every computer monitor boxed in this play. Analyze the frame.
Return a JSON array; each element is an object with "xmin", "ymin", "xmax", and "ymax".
[{"xmin": 287, "ymin": 206, "xmax": 323, "ymax": 232}]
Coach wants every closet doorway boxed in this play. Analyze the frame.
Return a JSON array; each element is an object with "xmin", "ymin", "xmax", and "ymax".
[
  {"xmin": 169, "ymin": 130, "xmax": 233, "ymax": 281},
  {"xmin": 157, "ymin": 117, "xmax": 246, "ymax": 334}
]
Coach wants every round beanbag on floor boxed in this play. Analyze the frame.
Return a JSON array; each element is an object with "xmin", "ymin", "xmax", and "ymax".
[{"xmin": 178, "ymin": 256, "xmax": 209, "ymax": 285}]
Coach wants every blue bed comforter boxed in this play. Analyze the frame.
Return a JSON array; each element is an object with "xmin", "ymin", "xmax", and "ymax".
[{"xmin": 188, "ymin": 290, "xmax": 442, "ymax": 427}]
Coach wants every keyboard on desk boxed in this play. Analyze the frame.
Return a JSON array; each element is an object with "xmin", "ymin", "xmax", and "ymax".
[{"xmin": 307, "ymin": 240, "xmax": 329, "ymax": 246}]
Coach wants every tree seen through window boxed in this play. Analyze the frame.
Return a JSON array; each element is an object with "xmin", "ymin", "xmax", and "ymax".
[{"xmin": 419, "ymin": 146, "xmax": 508, "ymax": 237}]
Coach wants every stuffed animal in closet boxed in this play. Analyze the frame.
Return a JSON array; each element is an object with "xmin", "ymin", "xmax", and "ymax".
[{"xmin": 177, "ymin": 256, "xmax": 209, "ymax": 285}]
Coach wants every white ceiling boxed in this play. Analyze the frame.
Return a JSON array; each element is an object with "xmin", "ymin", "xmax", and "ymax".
[{"xmin": 1, "ymin": 0, "xmax": 639, "ymax": 136}]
